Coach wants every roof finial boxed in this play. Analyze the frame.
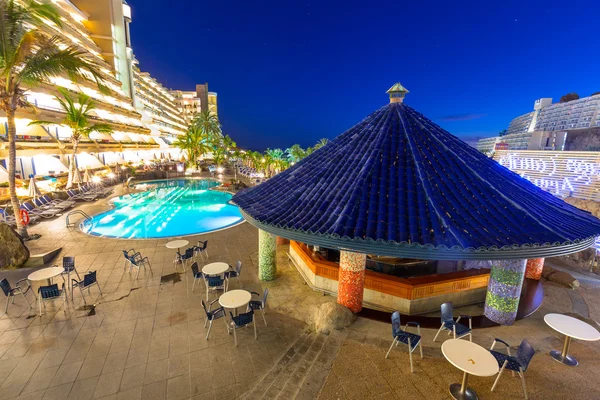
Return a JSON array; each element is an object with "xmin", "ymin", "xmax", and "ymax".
[{"xmin": 387, "ymin": 83, "xmax": 409, "ymax": 104}]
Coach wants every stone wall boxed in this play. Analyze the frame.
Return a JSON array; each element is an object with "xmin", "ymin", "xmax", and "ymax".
[{"xmin": 0, "ymin": 223, "xmax": 30, "ymax": 269}]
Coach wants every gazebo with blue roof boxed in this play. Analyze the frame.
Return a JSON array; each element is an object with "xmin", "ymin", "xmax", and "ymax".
[{"xmin": 233, "ymin": 84, "xmax": 600, "ymax": 325}]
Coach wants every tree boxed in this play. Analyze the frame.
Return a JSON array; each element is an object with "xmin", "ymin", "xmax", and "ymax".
[
  {"xmin": 173, "ymin": 124, "xmax": 212, "ymax": 167},
  {"xmin": 313, "ymin": 138, "xmax": 329, "ymax": 151},
  {"xmin": 193, "ymin": 108, "xmax": 221, "ymax": 141},
  {"xmin": 0, "ymin": 0, "xmax": 106, "ymax": 238},
  {"xmin": 559, "ymin": 93, "xmax": 580, "ymax": 103},
  {"xmin": 498, "ymin": 129, "xmax": 508, "ymax": 137},
  {"xmin": 285, "ymin": 144, "xmax": 306, "ymax": 163},
  {"xmin": 30, "ymin": 88, "xmax": 112, "ymax": 188}
]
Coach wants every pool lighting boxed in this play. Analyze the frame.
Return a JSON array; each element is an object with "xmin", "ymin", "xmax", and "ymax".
[
  {"xmin": 108, "ymin": 173, "xmax": 116, "ymax": 179},
  {"xmin": 217, "ymin": 167, "xmax": 224, "ymax": 173},
  {"xmin": 92, "ymin": 176, "xmax": 101, "ymax": 183}
]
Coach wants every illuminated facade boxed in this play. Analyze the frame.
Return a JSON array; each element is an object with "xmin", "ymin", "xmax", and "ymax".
[
  {"xmin": 478, "ymin": 94, "xmax": 600, "ymax": 152},
  {"xmin": 0, "ymin": 0, "xmax": 194, "ymax": 178},
  {"xmin": 171, "ymin": 83, "xmax": 218, "ymax": 124}
]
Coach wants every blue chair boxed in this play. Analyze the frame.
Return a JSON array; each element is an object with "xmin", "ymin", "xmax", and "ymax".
[
  {"xmin": 205, "ymin": 275, "xmax": 227, "ymax": 301},
  {"xmin": 122, "ymin": 249, "xmax": 140, "ymax": 270},
  {"xmin": 202, "ymin": 299, "xmax": 227, "ymax": 340},
  {"xmin": 1, "ymin": 278, "xmax": 32, "ymax": 313},
  {"xmin": 190, "ymin": 262, "xmax": 205, "ymax": 292},
  {"xmin": 229, "ymin": 310, "xmax": 257, "ymax": 347},
  {"xmin": 178, "ymin": 248, "xmax": 195, "ymax": 270},
  {"xmin": 490, "ymin": 338, "xmax": 535, "ymax": 399},
  {"xmin": 194, "ymin": 240, "xmax": 209, "ymax": 260},
  {"xmin": 433, "ymin": 302, "xmax": 472, "ymax": 342},
  {"xmin": 224, "ymin": 261, "xmax": 242, "ymax": 288},
  {"xmin": 61, "ymin": 256, "xmax": 80, "ymax": 297},
  {"xmin": 128, "ymin": 252, "xmax": 152, "ymax": 279},
  {"xmin": 37, "ymin": 283, "xmax": 67, "ymax": 316},
  {"xmin": 72, "ymin": 271, "xmax": 102, "ymax": 304},
  {"xmin": 248, "ymin": 288, "xmax": 268, "ymax": 325},
  {"xmin": 384, "ymin": 311, "xmax": 423, "ymax": 372}
]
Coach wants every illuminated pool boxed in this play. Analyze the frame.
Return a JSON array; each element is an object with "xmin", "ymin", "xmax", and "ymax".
[{"xmin": 82, "ymin": 179, "xmax": 244, "ymax": 239}]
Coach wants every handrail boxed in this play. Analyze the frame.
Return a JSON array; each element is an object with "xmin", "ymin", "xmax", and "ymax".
[{"xmin": 66, "ymin": 210, "xmax": 92, "ymax": 228}]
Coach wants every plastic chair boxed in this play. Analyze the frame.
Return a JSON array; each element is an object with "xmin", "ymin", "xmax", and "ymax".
[
  {"xmin": 194, "ymin": 240, "xmax": 209, "ymax": 260},
  {"xmin": 229, "ymin": 310, "xmax": 257, "ymax": 347},
  {"xmin": 205, "ymin": 275, "xmax": 227, "ymax": 301},
  {"xmin": 433, "ymin": 302, "xmax": 472, "ymax": 342},
  {"xmin": 248, "ymin": 288, "xmax": 268, "ymax": 325},
  {"xmin": 202, "ymin": 299, "xmax": 227, "ymax": 340},
  {"xmin": 190, "ymin": 262, "xmax": 205, "ymax": 292},
  {"xmin": 490, "ymin": 338, "xmax": 535, "ymax": 399},
  {"xmin": 37, "ymin": 283, "xmax": 67, "ymax": 316},
  {"xmin": 385, "ymin": 311, "xmax": 423, "ymax": 372},
  {"xmin": 72, "ymin": 271, "xmax": 102, "ymax": 304},
  {"xmin": 0, "ymin": 278, "xmax": 32, "ymax": 313},
  {"xmin": 224, "ymin": 261, "xmax": 242, "ymax": 288}
]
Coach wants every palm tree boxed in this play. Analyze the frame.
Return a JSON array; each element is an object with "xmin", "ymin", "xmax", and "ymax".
[
  {"xmin": 0, "ymin": 0, "xmax": 106, "ymax": 237},
  {"xmin": 173, "ymin": 124, "xmax": 212, "ymax": 167},
  {"xmin": 30, "ymin": 88, "xmax": 112, "ymax": 188},
  {"xmin": 313, "ymin": 138, "xmax": 329, "ymax": 150},
  {"xmin": 285, "ymin": 144, "xmax": 306, "ymax": 163},
  {"xmin": 265, "ymin": 148, "xmax": 286, "ymax": 176},
  {"xmin": 193, "ymin": 108, "xmax": 221, "ymax": 141}
]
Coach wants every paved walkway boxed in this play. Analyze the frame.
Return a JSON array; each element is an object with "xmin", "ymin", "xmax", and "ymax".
[{"xmin": 1, "ymin": 179, "xmax": 600, "ymax": 399}]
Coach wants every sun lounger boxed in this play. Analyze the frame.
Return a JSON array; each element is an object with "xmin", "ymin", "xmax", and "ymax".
[{"xmin": 21, "ymin": 201, "xmax": 61, "ymax": 218}]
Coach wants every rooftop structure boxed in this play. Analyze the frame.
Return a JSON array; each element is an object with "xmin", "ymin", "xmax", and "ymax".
[{"xmin": 171, "ymin": 83, "xmax": 218, "ymax": 125}]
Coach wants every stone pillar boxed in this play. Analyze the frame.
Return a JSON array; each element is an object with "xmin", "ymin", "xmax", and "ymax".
[
  {"xmin": 525, "ymin": 258, "xmax": 544, "ymax": 280},
  {"xmin": 258, "ymin": 230, "xmax": 277, "ymax": 281},
  {"xmin": 484, "ymin": 259, "xmax": 527, "ymax": 325},
  {"xmin": 337, "ymin": 250, "xmax": 367, "ymax": 313}
]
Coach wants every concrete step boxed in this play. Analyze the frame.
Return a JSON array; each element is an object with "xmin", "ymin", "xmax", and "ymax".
[{"xmin": 241, "ymin": 329, "xmax": 347, "ymax": 400}]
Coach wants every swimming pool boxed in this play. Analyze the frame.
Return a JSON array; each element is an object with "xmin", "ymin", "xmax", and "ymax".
[{"xmin": 82, "ymin": 179, "xmax": 244, "ymax": 239}]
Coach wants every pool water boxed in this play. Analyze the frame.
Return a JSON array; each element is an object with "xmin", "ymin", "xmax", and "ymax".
[{"xmin": 82, "ymin": 179, "xmax": 244, "ymax": 239}]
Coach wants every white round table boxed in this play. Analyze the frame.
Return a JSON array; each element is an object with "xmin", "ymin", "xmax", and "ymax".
[
  {"xmin": 544, "ymin": 313, "xmax": 600, "ymax": 366},
  {"xmin": 442, "ymin": 339, "xmax": 499, "ymax": 400},
  {"xmin": 166, "ymin": 239, "xmax": 189, "ymax": 250},
  {"xmin": 202, "ymin": 262, "xmax": 229, "ymax": 276},
  {"xmin": 219, "ymin": 289, "xmax": 252, "ymax": 310},
  {"xmin": 28, "ymin": 266, "xmax": 64, "ymax": 285}
]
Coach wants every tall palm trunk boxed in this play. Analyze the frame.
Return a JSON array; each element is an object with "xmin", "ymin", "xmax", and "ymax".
[
  {"xmin": 6, "ymin": 108, "xmax": 28, "ymax": 238},
  {"xmin": 67, "ymin": 137, "xmax": 79, "ymax": 189}
]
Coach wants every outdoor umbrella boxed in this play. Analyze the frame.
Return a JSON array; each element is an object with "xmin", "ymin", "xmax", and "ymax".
[
  {"xmin": 72, "ymin": 168, "xmax": 82, "ymax": 188},
  {"xmin": 28, "ymin": 176, "xmax": 41, "ymax": 199},
  {"xmin": 83, "ymin": 168, "xmax": 92, "ymax": 184}
]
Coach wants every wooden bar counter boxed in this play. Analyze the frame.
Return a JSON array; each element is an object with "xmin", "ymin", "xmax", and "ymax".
[{"xmin": 288, "ymin": 241, "xmax": 490, "ymax": 315}]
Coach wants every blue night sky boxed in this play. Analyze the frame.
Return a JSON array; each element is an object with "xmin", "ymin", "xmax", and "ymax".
[{"xmin": 127, "ymin": 0, "xmax": 600, "ymax": 150}]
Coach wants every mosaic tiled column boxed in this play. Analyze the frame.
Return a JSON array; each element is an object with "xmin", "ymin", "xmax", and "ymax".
[
  {"xmin": 484, "ymin": 259, "xmax": 527, "ymax": 325},
  {"xmin": 525, "ymin": 258, "xmax": 544, "ymax": 281},
  {"xmin": 337, "ymin": 251, "xmax": 367, "ymax": 313},
  {"xmin": 258, "ymin": 230, "xmax": 277, "ymax": 281}
]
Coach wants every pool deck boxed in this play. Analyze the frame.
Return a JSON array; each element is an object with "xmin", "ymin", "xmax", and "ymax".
[{"xmin": 1, "ymin": 176, "xmax": 600, "ymax": 399}]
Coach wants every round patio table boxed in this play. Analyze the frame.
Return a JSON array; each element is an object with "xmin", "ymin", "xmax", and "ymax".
[
  {"xmin": 166, "ymin": 239, "xmax": 189, "ymax": 250},
  {"xmin": 202, "ymin": 262, "xmax": 229, "ymax": 276},
  {"xmin": 28, "ymin": 266, "xmax": 64, "ymax": 286},
  {"xmin": 219, "ymin": 289, "xmax": 252, "ymax": 317},
  {"xmin": 442, "ymin": 339, "xmax": 499, "ymax": 400},
  {"xmin": 544, "ymin": 313, "xmax": 600, "ymax": 367}
]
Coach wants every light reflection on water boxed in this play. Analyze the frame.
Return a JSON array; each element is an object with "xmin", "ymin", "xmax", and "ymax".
[{"xmin": 83, "ymin": 179, "xmax": 243, "ymax": 239}]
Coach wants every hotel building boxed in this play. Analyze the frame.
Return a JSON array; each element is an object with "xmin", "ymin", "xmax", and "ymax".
[
  {"xmin": 171, "ymin": 84, "xmax": 218, "ymax": 125},
  {"xmin": 477, "ymin": 94, "xmax": 600, "ymax": 153},
  {"xmin": 0, "ymin": 0, "xmax": 197, "ymax": 178}
]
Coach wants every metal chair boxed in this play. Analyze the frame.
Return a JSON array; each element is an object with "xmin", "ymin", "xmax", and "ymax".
[
  {"xmin": 180, "ymin": 248, "xmax": 195, "ymax": 268},
  {"xmin": 433, "ymin": 302, "xmax": 472, "ymax": 342},
  {"xmin": 202, "ymin": 299, "xmax": 227, "ymax": 340},
  {"xmin": 385, "ymin": 311, "xmax": 423, "ymax": 372},
  {"xmin": 205, "ymin": 275, "xmax": 228, "ymax": 301},
  {"xmin": 190, "ymin": 262, "xmax": 206, "ymax": 292},
  {"xmin": 61, "ymin": 256, "xmax": 81, "ymax": 297},
  {"xmin": 129, "ymin": 252, "xmax": 152, "ymax": 279},
  {"xmin": 490, "ymin": 338, "xmax": 535, "ymax": 399},
  {"xmin": 229, "ymin": 310, "xmax": 257, "ymax": 347},
  {"xmin": 37, "ymin": 283, "xmax": 68, "ymax": 316},
  {"xmin": 1, "ymin": 278, "xmax": 32, "ymax": 313},
  {"xmin": 194, "ymin": 240, "xmax": 209, "ymax": 260},
  {"xmin": 72, "ymin": 271, "xmax": 102, "ymax": 304},
  {"xmin": 224, "ymin": 261, "xmax": 242, "ymax": 288},
  {"xmin": 122, "ymin": 249, "xmax": 140, "ymax": 270},
  {"xmin": 248, "ymin": 288, "xmax": 268, "ymax": 325}
]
